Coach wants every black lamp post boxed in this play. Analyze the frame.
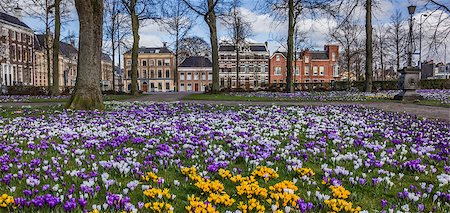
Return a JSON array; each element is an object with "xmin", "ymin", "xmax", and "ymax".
[
  {"xmin": 407, "ymin": 5, "xmax": 416, "ymax": 67},
  {"xmin": 394, "ymin": 5, "xmax": 423, "ymax": 101}
]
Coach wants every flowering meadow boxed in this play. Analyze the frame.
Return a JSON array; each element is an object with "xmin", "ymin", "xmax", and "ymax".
[
  {"xmin": 0, "ymin": 102, "xmax": 449, "ymax": 212},
  {"xmin": 228, "ymin": 90, "xmax": 450, "ymax": 104},
  {"xmin": 0, "ymin": 95, "xmax": 70, "ymax": 103}
]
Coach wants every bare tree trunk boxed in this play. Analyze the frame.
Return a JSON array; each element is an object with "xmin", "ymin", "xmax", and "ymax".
[
  {"xmin": 286, "ymin": 0, "xmax": 294, "ymax": 93},
  {"xmin": 45, "ymin": 0, "xmax": 52, "ymax": 93},
  {"xmin": 236, "ymin": 46, "xmax": 240, "ymax": 88},
  {"xmin": 51, "ymin": 0, "xmax": 61, "ymax": 96},
  {"xmin": 206, "ymin": 0, "xmax": 219, "ymax": 93},
  {"xmin": 67, "ymin": 0, "xmax": 104, "ymax": 110},
  {"xmin": 346, "ymin": 47, "xmax": 351, "ymax": 88},
  {"xmin": 175, "ymin": 30, "xmax": 179, "ymax": 92},
  {"xmin": 130, "ymin": 0, "xmax": 139, "ymax": 95},
  {"xmin": 365, "ymin": 0, "xmax": 373, "ymax": 92}
]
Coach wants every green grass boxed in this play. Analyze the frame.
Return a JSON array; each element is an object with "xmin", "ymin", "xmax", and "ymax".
[{"xmin": 184, "ymin": 93, "xmax": 450, "ymax": 108}]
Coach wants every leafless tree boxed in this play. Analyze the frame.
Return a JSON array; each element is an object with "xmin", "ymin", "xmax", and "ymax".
[
  {"xmin": 103, "ymin": 0, "xmax": 131, "ymax": 92},
  {"xmin": 181, "ymin": 0, "xmax": 226, "ymax": 93},
  {"xmin": 329, "ymin": 18, "xmax": 362, "ymax": 87},
  {"xmin": 221, "ymin": 0, "xmax": 252, "ymax": 88},
  {"xmin": 420, "ymin": 0, "xmax": 450, "ymax": 62},
  {"xmin": 178, "ymin": 36, "xmax": 211, "ymax": 60},
  {"xmin": 261, "ymin": 0, "xmax": 332, "ymax": 92},
  {"xmin": 386, "ymin": 9, "xmax": 407, "ymax": 72},
  {"xmin": 374, "ymin": 24, "xmax": 389, "ymax": 81},
  {"xmin": 159, "ymin": 0, "xmax": 193, "ymax": 92},
  {"xmin": 50, "ymin": 0, "xmax": 61, "ymax": 95},
  {"xmin": 121, "ymin": 0, "xmax": 158, "ymax": 95},
  {"xmin": 67, "ymin": 0, "xmax": 104, "ymax": 110}
]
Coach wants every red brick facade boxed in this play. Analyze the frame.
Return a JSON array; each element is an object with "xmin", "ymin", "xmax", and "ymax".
[{"xmin": 269, "ymin": 45, "xmax": 340, "ymax": 86}]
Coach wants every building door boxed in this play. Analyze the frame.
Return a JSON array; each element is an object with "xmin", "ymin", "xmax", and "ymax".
[
  {"xmin": 194, "ymin": 83, "xmax": 199, "ymax": 91},
  {"xmin": 245, "ymin": 77, "xmax": 250, "ymax": 90},
  {"xmin": 142, "ymin": 82, "xmax": 148, "ymax": 92}
]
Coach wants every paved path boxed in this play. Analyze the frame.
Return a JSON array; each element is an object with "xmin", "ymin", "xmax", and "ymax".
[{"xmin": 1, "ymin": 93, "xmax": 448, "ymax": 121}]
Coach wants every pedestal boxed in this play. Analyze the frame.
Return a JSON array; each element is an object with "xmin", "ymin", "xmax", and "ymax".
[{"xmin": 394, "ymin": 66, "xmax": 423, "ymax": 101}]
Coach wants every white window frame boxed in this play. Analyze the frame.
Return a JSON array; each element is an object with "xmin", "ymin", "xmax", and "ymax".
[{"xmin": 319, "ymin": 66, "xmax": 325, "ymax": 76}]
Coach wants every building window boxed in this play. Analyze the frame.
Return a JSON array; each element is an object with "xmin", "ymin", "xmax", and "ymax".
[
  {"xmin": 333, "ymin": 64, "xmax": 339, "ymax": 77},
  {"xmin": 143, "ymin": 70, "xmax": 147, "ymax": 78},
  {"xmin": 127, "ymin": 60, "xmax": 131, "ymax": 65},
  {"xmin": 150, "ymin": 70, "xmax": 155, "ymax": 78},
  {"xmin": 166, "ymin": 82, "xmax": 170, "ymax": 90},
  {"xmin": 261, "ymin": 65, "xmax": 266, "ymax": 73},
  {"xmin": 17, "ymin": 45, "xmax": 22, "ymax": 61},
  {"xmin": 295, "ymin": 67, "xmax": 300, "ymax": 75},
  {"xmin": 180, "ymin": 83, "xmax": 185, "ymax": 91},
  {"xmin": 142, "ymin": 60, "xmax": 147, "ymax": 66},
  {"xmin": 10, "ymin": 45, "xmax": 16, "ymax": 61},
  {"xmin": 158, "ymin": 83, "xmax": 162, "ymax": 90},
  {"xmin": 245, "ymin": 65, "xmax": 249, "ymax": 74},
  {"xmin": 313, "ymin": 66, "xmax": 318, "ymax": 76},
  {"xmin": 208, "ymin": 72, "xmax": 212, "ymax": 80},
  {"xmin": 17, "ymin": 32, "xmax": 21, "ymax": 41},
  {"xmin": 158, "ymin": 70, "xmax": 162, "ymax": 78},
  {"xmin": 201, "ymin": 73, "xmax": 206, "ymax": 80},
  {"xmin": 164, "ymin": 59, "xmax": 170, "ymax": 66},
  {"xmin": 332, "ymin": 52, "xmax": 336, "ymax": 62},
  {"xmin": 305, "ymin": 56, "xmax": 309, "ymax": 63},
  {"xmin": 304, "ymin": 66, "xmax": 309, "ymax": 75},
  {"xmin": 187, "ymin": 83, "xmax": 192, "ymax": 91},
  {"xmin": 180, "ymin": 72, "xmax": 185, "ymax": 80},
  {"xmin": 187, "ymin": 72, "xmax": 192, "ymax": 80},
  {"xmin": 276, "ymin": 55, "xmax": 280, "ymax": 61},
  {"xmin": 150, "ymin": 59, "xmax": 155, "ymax": 66},
  {"xmin": 319, "ymin": 66, "xmax": 325, "ymax": 76},
  {"xmin": 275, "ymin": 67, "xmax": 282, "ymax": 75},
  {"xmin": 194, "ymin": 72, "xmax": 199, "ymax": 80},
  {"xmin": 157, "ymin": 59, "xmax": 163, "ymax": 66},
  {"xmin": 165, "ymin": 70, "xmax": 170, "ymax": 78}
]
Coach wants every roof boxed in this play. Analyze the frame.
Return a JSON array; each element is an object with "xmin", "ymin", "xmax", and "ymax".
[
  {"xmin": 35, "ymin": 34, "xmax": 77, "ymax": 58},
  {"xmin": 179, "ymin": 56, "xmax": 212, "ymax": 68},
  {"xmin": 124, "ymin": 47, "xmax": 173, "ymax": 54},
  {"xmin": 219, "ymin": 42, "xmax": 268, "ymax": 52},
  {"xmin": 102, "ymin": 53, "xmax": 112, "ymax": 62},
  {"xmin": 0, "ymin": 12, "xmax": 31, "ymax": 30},
  {"xmin": 272, "ymin": 51, "xmax": 329, "ymax": 60}
]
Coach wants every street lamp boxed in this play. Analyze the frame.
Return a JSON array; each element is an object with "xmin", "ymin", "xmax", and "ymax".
[
  {"xmin": 419, "ymin": 14, "xmax": 428, "ymax": 68},
  {"xmin": 407, "ymin": 5, "xmax": 416, "ymax": 67}
]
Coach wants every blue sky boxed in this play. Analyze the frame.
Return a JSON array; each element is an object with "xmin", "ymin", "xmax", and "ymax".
[{"xmin": 17, "ymin": 0, "xmax": 450, "ymax": 65}]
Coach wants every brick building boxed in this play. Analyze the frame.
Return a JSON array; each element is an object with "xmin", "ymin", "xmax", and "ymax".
[
  {"xmin": 0, "ymin": 12, "xmax": 34, "ymax": 87},
  {"xmin": 270, "ymin": 45, "xmax": 340, "ymax": 87},
  {"xmin": 219, "ymin": 42, "xmax": 270, "ymax": 89},
  {"xmin": 178, "ymin": 56, "xmax": 212, "ymax": 92},
  {"xmin": 123, "ymin": 44, "xmax": 175, "ymax": 93}
]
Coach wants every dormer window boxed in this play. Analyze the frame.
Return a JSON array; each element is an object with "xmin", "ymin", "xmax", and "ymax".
[
  {"xmin": 276, "ymin": 55, "xmax": 280, "ymax": 61},
  {"xmin": 332, "ymin": 52, "xmax": 336, "ymax": 61},
  {"xmin": 305, "ymin": 56, "xmax": 309, "ymax": 63}
]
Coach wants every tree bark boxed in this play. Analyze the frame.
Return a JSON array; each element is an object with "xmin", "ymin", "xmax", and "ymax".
[
  {"xmin": 51, "ymin": 0, "xmax": 61, "ymax": 96},
  {"xmin": 346, "ymin": 47, "xmax": 351, "ymax": 88},
  {"xmin": 206, "ymin": 0, "xmax": 219, "ymax": 93},
  {"xmin": 286, "ymin": 0, "xmax": 295, "ymax": 93},
  {"xmin": 236, "ymin": 45, "xmax": 240, "ymax": 88},
  {"xmin": 68, "ymin": 0, "xmax": 104, "ymax": 110},
  {"xmin": 130, "ymin": 0, "xmax": 139, "ymax": 95},
  {"xmin": 365, "ymin": 0, "xmax": 373, "ymax": 92},
  {"xmin": 45, "ymin": 0, "xmax": 52, "ymax": 93}
]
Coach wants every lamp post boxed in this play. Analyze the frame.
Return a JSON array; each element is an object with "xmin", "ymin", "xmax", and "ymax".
[
  {"xmin": 419, "ymin": 14, "xmax": 428, "ymax": 68},
  {"xmin": 407, "ymin": 5, "xmax": 416, "ymax": 67},
  {"xmin": 394, "ymin": 5, "xmax": 423, "ymax": 101}
]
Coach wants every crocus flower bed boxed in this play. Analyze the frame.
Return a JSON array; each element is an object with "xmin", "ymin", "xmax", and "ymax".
[
  {"xmin": 0, "ymin": 95, "xmax": 70, "ymax": 103},
  {"xmin": 0, "ymin": 102, "xmax": 449, "ymax": 212},
  {"xmin": 228, "ymin": 90, "xmax": 450, "ymax": 104}
]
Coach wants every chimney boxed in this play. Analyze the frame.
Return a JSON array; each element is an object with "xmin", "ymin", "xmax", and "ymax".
[{"xmin": 13, "ymin": 4, "xmax": 23, "ymax": 20}]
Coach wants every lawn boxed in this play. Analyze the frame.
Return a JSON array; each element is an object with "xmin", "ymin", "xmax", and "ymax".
[
  {"xmin": 0, "ymin": 102, "xmax": 449, "ymax": 212},
  {"xmin": 184, "ymin": 90, "xmax": 450, "ymax": 108},
  {"xmin": 0, "ymin": 94, "xmax": 139, "ymax": 103}
]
